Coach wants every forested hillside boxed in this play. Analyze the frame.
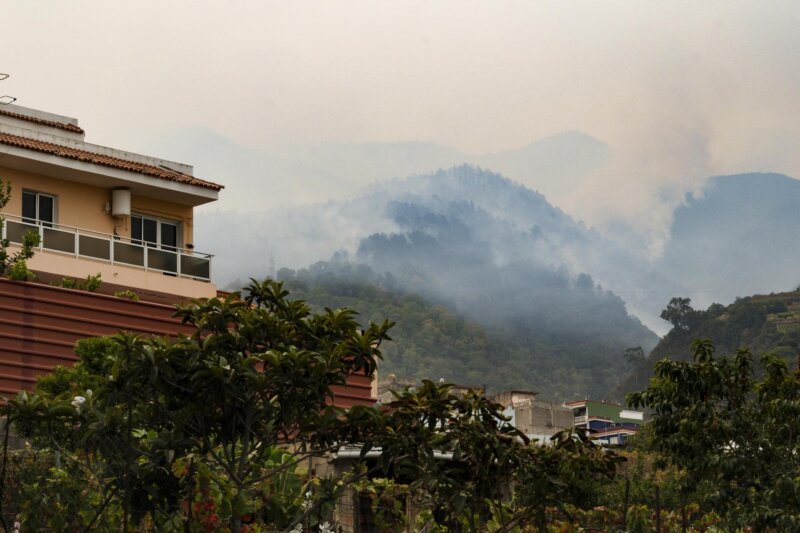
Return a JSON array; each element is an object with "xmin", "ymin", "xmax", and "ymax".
[
  {"xmin": 612, "ymin": 290, "xmax": 800, "ymax": 400},
  {"xmin": 276, "ymin": 267, "xmax": 498, "ymax": 389},
  {"xmin": 201, "ymin": 165, "xmax": 681, "ymax": 332},
  {"xmin": 271, "ymin": 261, "xmax": 658, "ymax": 400}
]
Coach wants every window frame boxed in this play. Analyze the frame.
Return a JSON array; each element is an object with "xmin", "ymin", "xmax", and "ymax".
[
  {"xmin": 130, "ymin": 213, "xmax": 181, "ymax": 251},
  {"xmin": 21, "ymin": 189, "xmax": 57, "ymax": 227}
]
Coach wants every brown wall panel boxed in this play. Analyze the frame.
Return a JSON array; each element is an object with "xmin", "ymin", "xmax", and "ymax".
[{"xmin": 1, "ymin": 278, "xmax": 375, "ymax": 407}]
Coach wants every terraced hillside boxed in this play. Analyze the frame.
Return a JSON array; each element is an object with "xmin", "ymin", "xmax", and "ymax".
[{"xmin": 611, "ymin": 289, "xmax": 800, "ymax": 400}]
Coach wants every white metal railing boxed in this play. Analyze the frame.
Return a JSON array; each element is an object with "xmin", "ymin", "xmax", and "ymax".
[
  {"xmin": 574, "ymin": 415, "xmax": 587, "ymax": 425},
  {"xmin": 0, "ymin": 211, "xmax": 212, "ymax": 282}
]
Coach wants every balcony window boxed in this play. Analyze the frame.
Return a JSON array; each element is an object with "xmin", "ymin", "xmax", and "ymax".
[
  {"xmin": 22, "ymin": 190, "xmax": 55, "ymax": 227},
  {"xmin": 131, "ymin": 215, "xmax": 179, "ymax": 251}
]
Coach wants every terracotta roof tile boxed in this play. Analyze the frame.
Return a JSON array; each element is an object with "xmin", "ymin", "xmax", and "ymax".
[
  {"xmin": 0, "ymin": 108, "xmax": 85, "ymax": 134},
  {"xmin": 0, "ymin": 132, "xmax": 223, "ymax": 191}
]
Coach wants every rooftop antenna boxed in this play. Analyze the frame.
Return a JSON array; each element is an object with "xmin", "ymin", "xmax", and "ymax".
[{"xmin": 0, "ymin": 73, "xmax": 16, "ymax": 105}]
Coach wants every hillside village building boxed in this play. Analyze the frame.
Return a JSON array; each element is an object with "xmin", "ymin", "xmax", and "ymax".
[
  {"xmin": 0, "ymin": 104, "xmax": 374, "ymax": 407},
  {"xmin": 566, "ymin": 399, "xmax": 644, "ymax": 445},
  {"xmin": 494, "ymin": 390, "xmax": 575, "ymax": 442}
]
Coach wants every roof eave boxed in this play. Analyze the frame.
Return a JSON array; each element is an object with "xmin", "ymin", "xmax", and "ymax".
[{"xmin": 0, "ymin": 146, "xmax": 219, "ymax": 206}]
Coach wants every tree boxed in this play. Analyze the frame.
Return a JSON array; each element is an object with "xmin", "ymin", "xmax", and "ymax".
[
  {"xmin": 624, "ymin": 346, "xmax": 647, "ymax": 391},
  {"xmin": 3, "ymin": 278, "xmax": 624, "ymax": 532},
  {"xmin": 361, "ymin": 380, "xmax": 621, "ymax": 532},
  {"xmin": 0, "ymin": 177, "xmax": 40, "ymax": 279},
  {"xmin": 5, "ymin": 279, "xmax": 393, "ymax": 531},
  {"xmin": 659, "ymin": 297, "xmax": 700, "ymax": 331},
  {"xmin": 628, "ymin": 339, "xmax": 800, "ymax": 531},
  {"xmin": 624, "ymin": 347, "xmax": 645, "ymax": 367}
]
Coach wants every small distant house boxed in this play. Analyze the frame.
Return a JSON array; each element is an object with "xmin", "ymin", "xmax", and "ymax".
[
  {"xmin": 494, "ymin": 390, "xmax": 574, "ymax": 443},
  {"xmin": 377, "ymin": 374, "xmax": 485, "ymax": 404},
  {"xmin": 564, "ymin": 399, "xmax": 644, "ymax": 446},
  {"xmin": 376, "ymin": 373, "xmax": 418, "ymax": 403}
]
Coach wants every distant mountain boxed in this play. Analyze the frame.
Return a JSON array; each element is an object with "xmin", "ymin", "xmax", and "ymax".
[
  {"xmin": 354, "ymin": 166, "xmax": 681, "ymax": 331},
  {"xmin": 212, "ymin": 165, "xmax": 662, "ymax": 398},
  {"xmin": 147, "ymin": 128, "xmax": 608, "ymax": 213},
  {"xmin": 157, "ymin": 127, "xmax": 800, "ymax": 399},
  {"xmin": 475, "ymin": 131, "xmax": 610, "ymax": 205},
  {"xmin": 198, "ymin": 165, "xmax": 679, "ymax": 331},
  {"xmin": 657, "ymin": 173, "xmax": 800, "ymax": 309}
]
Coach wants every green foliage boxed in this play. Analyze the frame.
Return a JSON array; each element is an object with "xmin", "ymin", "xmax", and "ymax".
[
  {"xmin": 660, "ymin": 296, "xmax": 701, "ymax": 331},
  {"xmin": 625, "ymin": 504, "xmax": 652, "ymax": 533},
  {"xmin": 615, "ymin": 290, "xmax": 800, "ymax": 400},
  {"xmin": 0, "ymin": 177, "xmax": 41, "ymax": 279},
  {"xmin": 277, "ymin": 263, "xmax": 657, "ymax": 398},
  {"xmin": 114, "ymin": 289, "xmax": 139, "ymax": 300},
  {"xmin": 85, "ymin": 272, "xmax": 103, "ymax": 291},
  {"xmin": 7, "ymin": 258, "xmax": 36, "ymax": 281},
  {"xmin": 624, "ymin": 346, "xmax": 645, "ymax": 367},
  {"xmin": 52, "ymin": 276, "xmax": 77, "ymax": 289},
  {"xmin": 2, "ymin": 279, "xmax": 631, "ymax": 532},
  {"xmin": 355, "ymin": 478, "xmax": 410, "ymax": 531},
  {"xmin": 2, "ymin": 446, "xmax": 123, "ymax": 531},
  {"xmin": 367, "ymin": 380, "xmax": 622, "ymax": 531},
  {"xmin": 5, "ymin": 279, "xmax": 394, "ymax": 531},
  {"xmin": 0, "ymin": 178, "xmax": 10, "ymax": 272},
  {"xmin": 52, "ymin": 273, "xmax": 102, "ymax": 291},
  {"xmin": 628, "ymin": 339, "xmax": 800, "ymax": 530}
]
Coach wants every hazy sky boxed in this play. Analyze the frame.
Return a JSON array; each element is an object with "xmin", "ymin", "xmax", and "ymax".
[{"xmin": 3, "ymin": 1, "xmax": 800, "ymax": 226}]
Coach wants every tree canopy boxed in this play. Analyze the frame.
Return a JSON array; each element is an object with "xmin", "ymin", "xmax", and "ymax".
[
  {"xmin": 628, "ymin": 339, "xmax": 800, "ymax": 531},
  {"xmin": 1, "ymin": 278, "xmax": 620, "ymax": 532}
]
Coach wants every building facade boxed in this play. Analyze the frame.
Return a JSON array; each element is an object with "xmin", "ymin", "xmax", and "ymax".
[
  {"xmin": 495, "ymin": 390, "xmax": 574, "ymax": 443},
  {"xmin": 565, "ymin": 399, "xmax": 644, "ymax": 445},
  {"xmin": 0, "ymin": 105, "xmax": 221, "ymax": 299},
  {"xmin": 0, "ymin": 104, "xmax": 374, "ymax": 407}
]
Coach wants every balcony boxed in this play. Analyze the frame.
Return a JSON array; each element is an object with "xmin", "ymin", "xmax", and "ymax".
[{"xmin": 1, "ymin": 212, "xmax": 212, "ymax": 282}]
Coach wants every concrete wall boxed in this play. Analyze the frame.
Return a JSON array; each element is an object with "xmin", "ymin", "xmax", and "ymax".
[
  {"xmin": 513, "ymin": 399, "xmax": 574, "ymax": 437},
  {"xmin": 494, "ymin": 390, "xmax": 538, "ymax": 407}
]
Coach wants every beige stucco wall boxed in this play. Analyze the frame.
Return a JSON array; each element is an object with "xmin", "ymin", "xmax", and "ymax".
[
  {"xmin": 7, "ymin": 243, "xmax": 216, "ymax": 299},
  {"xmin": 0, "ymin": 167, "xmax": 194, "ymax": 246},
  {"xmin": 2, "ymin": 167, "xmax": 114, "ymax": 234}
]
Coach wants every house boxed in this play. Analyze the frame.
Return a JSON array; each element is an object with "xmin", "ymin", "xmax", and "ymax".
[
  {"xmin": 589, "ymin": 427, "xmax": 639, "ymax": 446},
  {"xmin": 377, "ymin": 375, "xmax": 484, "ymax": 404},
  {"xmin": 0, "ymin": 104, "xmax": 220, "ymax": 299},
  {"xmin": 494, "ymin": 390, "xmax": 574, "ymax": 443},
  {"xmin": 0, "ymin": 104, "xmax": 374, "ymax": 408},
  {"xmin": 564, "ymin": 399, "xmax": 644, "ymax": 445}
]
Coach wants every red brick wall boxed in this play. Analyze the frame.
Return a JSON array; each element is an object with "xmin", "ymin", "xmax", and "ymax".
[{"xmin": 0, "ymin": 278, "xmax": 373, "ymax": 406}]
